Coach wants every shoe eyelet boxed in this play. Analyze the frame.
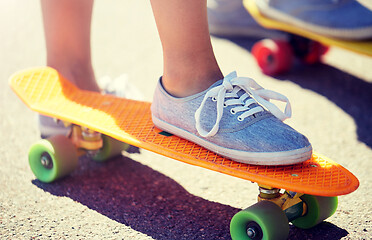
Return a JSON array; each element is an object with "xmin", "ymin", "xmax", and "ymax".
[
  {"xmin": 223, "ymin": 103, "xmax": 227, "ymax": 108},
  {"xmin": 237, "ymin": 116, "xmax": 244, "ymax": 121},
  {"xmin": 211, "ymin": 97, "xmax": 217, "ymax": 102},
  {"xmin": 230, "ymin": 109, "xmax": 236, "ymax": 114}
]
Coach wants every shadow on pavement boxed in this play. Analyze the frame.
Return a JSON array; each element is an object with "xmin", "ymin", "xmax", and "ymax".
[
  {"xmin": 225, "ymin": 36, "xmax": 372, "ymax": 149},
  {"xmin": 276, "ymin": 64, "xmax": 372, "ymax": 149},
  {"xmin": 33, "ymin": 155, "xmax": 349, "ymax": 240},
  {"xmin": 33, "ymin": 156, "xmax": 235, "ymax": 240},
  {"xmin": 289, "ymin": 222, "xmax": 348, "ymax": 240}
]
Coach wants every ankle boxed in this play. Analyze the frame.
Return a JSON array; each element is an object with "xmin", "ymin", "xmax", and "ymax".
[
  {"xmin": 162, "ymin": 55, "xmax": 224, "ymax": 97},
  {"xmin": 162, "ymin": 70, "xmax": 223, "ymax": 97}
]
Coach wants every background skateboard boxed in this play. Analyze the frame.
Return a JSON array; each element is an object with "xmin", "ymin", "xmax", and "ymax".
[{"xmin": 244, "ymin": 0, "xmax": 372, "ymax": 75}]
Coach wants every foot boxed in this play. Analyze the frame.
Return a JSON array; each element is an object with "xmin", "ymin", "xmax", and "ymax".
[
  {"xmin": 256, "ymin": 0, "xmax": 372, "ymax": 40},
  {"xmin": 151, "ymin": 72, "xmax": 312, "ymax": 165},
  {"xmin": 98, "ymin": 74, "xmax": 144, "ymax": 101},
  {"xmin": 207, "ymin": 0, "xmax": 284, "ymax": 38},
  {"xmin": 39, "ymin": 74, "xmax": 143, "ymax": 138},
  {"xmin": 38, "ymin": 116, "xmax": 71, "ymax": 139}
]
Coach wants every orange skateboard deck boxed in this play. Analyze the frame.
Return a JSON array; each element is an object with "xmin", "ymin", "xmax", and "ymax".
[
  {"xmin": 10, "ymin": 67, "xmax": 359, "ymax": 197},
  {"xmin": 244, "ymin": 0, "xmax": 372, "ymax": 57}
]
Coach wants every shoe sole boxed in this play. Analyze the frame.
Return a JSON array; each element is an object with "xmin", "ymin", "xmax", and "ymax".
[{"xmin": 152, "ymin": 114, "xmax": 312, "ymax": 166}]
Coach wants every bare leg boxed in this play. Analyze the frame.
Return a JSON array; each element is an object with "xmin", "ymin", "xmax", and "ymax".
[
  {"xmin": 42, "ymin": 0, "xmax": 222, "ymax": 96},
  {"xmin": 41, "ymin": 0, "xmax": 99, "ymax": 92},
  {"xmin": 150, "ymin": 0, "xmax": 223, "ymax": 97}
]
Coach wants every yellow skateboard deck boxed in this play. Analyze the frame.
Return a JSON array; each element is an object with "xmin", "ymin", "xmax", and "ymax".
[
  {"xmin": 244, "ymin": 0, "xmax": 372, "ymax": 57},
  {"xmin": 10, "ymin": 67, "xmax": 359, "ymax": 197}
]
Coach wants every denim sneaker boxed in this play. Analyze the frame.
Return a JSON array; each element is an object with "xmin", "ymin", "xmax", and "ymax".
[
  {"xmin": 151, "ymin": 72, "xmax": 312, "ymax": 165},
  {"xmin": 207, "ymin": 0, "xmax": 284, "ymax": 38},
  {"xmin": 98, "ymin": 74, "xmax": 143, "ymax": 101},
  {"xmin": 256, "ymin": 0, "xmax": 372, "ymax": 40},
  {"xmin": 38, "ymin": 74, "xmax": 143, "ymax": 138}
]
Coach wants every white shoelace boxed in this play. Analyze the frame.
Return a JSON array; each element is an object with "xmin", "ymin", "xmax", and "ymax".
[{"xmin": 195, "ymin": 76, "xmax": 292, "ymax": 138}]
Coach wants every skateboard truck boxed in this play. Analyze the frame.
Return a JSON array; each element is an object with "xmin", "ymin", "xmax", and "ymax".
[
  {"xmin": 258, "ymin": 184, "xmax": 307, "ymax": 222},
  {"xmin": 234, "ymin": 185, "xmax": 310, "ymax": 239},
  {"xmin": 37, "ymin": 119, "xmax": 104, "ymax": 169},
  {"xmin": 69, "ymin": 124, "xmax": 103, "ymax": 156},
  {"xmin": 46, "ymin": 118, "xmax": 104, "ymax": 157}
]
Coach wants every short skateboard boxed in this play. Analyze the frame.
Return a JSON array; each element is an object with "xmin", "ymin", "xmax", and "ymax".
[
  {"xmin": 244, "ymin": 0, "xmax": 372, "ymax": 75},
  {"xmin": 10, "ymin": 67, "xmax": 359, "ymax": 240}
]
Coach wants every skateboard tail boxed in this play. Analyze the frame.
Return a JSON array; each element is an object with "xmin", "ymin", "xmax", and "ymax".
[{"xmin": 9, "ymin": 67, "xmax": 143, "ymax": 145}]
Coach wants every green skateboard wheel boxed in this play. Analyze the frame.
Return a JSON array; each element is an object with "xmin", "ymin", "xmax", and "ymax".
[
  {"xmin": 291, "ymin": 195, "xmax": 338, "ymax": 229},
  {"xmin": 28, "ymin": 135, "xmax": 78, "ymax": 183},
  {"xmin": 92, "ymin": 135, "xmax": 129, "ymax": 162},
  {"xmin": 230, "ymin": 201, "xmax": 289, "ymax": 240}
]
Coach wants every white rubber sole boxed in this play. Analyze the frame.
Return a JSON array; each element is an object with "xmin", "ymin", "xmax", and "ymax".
[{"xmin": 152, "ymin": 115, "xmax": 312, "ymax": 166}]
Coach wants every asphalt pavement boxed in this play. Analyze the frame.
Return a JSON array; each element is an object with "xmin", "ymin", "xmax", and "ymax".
[{"xmin": 1, "ymin": 1, "xmax": 371, "ymax": 239}]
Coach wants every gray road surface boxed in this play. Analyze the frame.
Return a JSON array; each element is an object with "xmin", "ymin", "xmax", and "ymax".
[{"xmin": 1, "ymin": 1, "xmax": 371, "ymax": 239}]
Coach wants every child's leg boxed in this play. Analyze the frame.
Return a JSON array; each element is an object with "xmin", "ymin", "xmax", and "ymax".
[
  {"xmin": 39, "ymin": 0, "xmax": 99, "ymax": 138},
  {"xmin": 150, "ymin": 0, "xmax": 312, "ymax": 165},
  {"xmin": 41, "ymin": 0, "xmax": 99, "ymax": 92},
  {"xmin": 150, "ymin": 0, "xmax": 223, "ymax": 97}
]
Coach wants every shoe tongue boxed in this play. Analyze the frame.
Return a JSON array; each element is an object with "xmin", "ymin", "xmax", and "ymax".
[
  {"xmin": 236, "ymin": 88, "xmax": 247, "ymax": 98},
  {"xmin": 209, "ymin": 72, "xmax": 256, "ymax": 103},
  {"xmin": 224, "ymin": 71, "xmax": 237, "ymax": 81}
]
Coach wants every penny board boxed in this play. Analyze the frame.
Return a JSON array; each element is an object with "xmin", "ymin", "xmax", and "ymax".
[{"xmin": 9, "ymin": 67, "xmax": 359, "ymax": 196}]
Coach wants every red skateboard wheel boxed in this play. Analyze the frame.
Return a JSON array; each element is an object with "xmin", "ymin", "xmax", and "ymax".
[
  {"xmin": 302, "ymin": 41, "xmax": 329, "ymax": 64},
  {"xmin": 252, "ymin": 39, "xmax": 293, "ymax": 75}
]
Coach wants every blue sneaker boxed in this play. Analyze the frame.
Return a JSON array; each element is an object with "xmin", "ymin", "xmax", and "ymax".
[
  {"xmin": 256, "ymin": 0, "xmax": 372, "ymax": 40},
  {"xmin": 38, "ymin": 74, "xmax": 143, "ymax": 138},
  {"xmin": 207, "ymin": 0, "xmax": 284, "ymax": 38},
  {"xmin": 151, "ymin": 72, "xmax": 312, "ymax": 165}
]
